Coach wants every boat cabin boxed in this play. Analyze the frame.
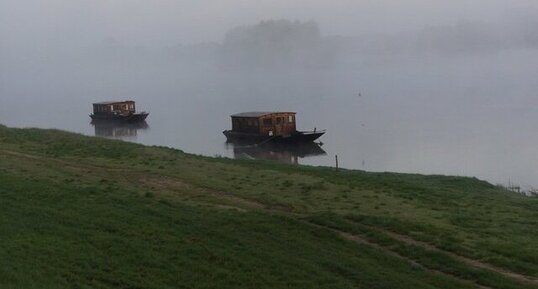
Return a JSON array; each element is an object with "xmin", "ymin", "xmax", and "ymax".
[
  {"xmin": 231, "ymin": 112, "xmax": 297, "ymax": 136},
  {"xmin": 92, "ymin": 101, "xmax": 136, "ymax": 116}
]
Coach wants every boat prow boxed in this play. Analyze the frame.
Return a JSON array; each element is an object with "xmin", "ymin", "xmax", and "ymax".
[
  {"xmin": 223, "ymin": 129, "xmax": 325, "ymax": 143},
  {"xmin": 90, "ymin": 112, "xmax": 149, "ymax": 123},
  {"xmin": 126, "ymin": 112, "xmax": 149, "ymax": 122},
  {"xmin": 283, "ymin": 130, "xmax": 325, "ymax": 143}
]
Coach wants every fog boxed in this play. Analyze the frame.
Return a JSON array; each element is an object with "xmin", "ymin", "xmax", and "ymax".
[{"xmin": 1, "ymin": 1, "xmax": 538, "ymax": 190}]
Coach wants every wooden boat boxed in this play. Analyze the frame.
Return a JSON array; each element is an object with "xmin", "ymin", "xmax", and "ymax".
[
  {"xmin": 223, "ymin": 112, "xmax": 325, "ymax": 143},
  {"xmin": 89, "ymin": 101, "xmax": 148, "ymax": 122}
]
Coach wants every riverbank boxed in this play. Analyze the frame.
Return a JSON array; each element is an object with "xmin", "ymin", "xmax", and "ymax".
[{"xmin": 1, "ymin": 124, "xmax": 537, "ymax": 289}]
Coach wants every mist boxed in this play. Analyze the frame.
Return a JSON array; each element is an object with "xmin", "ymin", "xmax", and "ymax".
[
  {"xmin": 1, "ymin": 0, "xmax": 538, "ymax": 189},
  {"xmin": 2, "ymin": 0, "xmax": 537, "ymax": 46}
]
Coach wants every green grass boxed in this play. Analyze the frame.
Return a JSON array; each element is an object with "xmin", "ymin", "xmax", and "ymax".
[
  {"xmin": 1, "ymin": 124, "xmax": 537, "ymax": 288},
  {"xmin": 307, "ymin": 213, "xmax": 537, "ymax": 289}
]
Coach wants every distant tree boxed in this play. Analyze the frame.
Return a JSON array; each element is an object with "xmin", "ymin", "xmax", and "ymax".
[{"xmin": 219, "ymin": 19, "xmax": 328, "ymax": 69}]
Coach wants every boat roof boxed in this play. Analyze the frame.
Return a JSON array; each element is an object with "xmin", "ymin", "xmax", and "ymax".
[
  {"xmin": 231, "ymin": 111, "xmax": 296, "ymax": 118},
  {"xmin": 93, "ymin": 100, "xmax": 135, "ymax": 105}
]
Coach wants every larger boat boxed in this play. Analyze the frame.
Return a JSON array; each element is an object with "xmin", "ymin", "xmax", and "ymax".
[
  {"xmin": 90, "ymin": 101, "xmax": 148, "ymax": 122},
  {"xmin": 223, "ymin": 112, "xmax": 325, "ymax": 143}
]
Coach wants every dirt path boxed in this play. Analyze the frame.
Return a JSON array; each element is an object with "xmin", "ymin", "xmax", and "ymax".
[
  {"xmin": 1, "ymin": 149, "xmax": 266, "ymax": 209},
  {"xmin": 370, "ymin": 227, "xmax": 538, "ymax": 286},
  {"xmin": 0, "ymin": 149, "xmax": 129, "ymax": 173},
  {"xmin": 304, "ymin": 221, "xmax": 491, "ymax": 289}
]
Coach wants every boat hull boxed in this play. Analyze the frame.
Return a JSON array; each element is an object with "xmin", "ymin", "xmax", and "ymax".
[
  {"xmin": 90, "ymin": 112, "xmax": 149, "ymax": 123},
  {"xmin": 223, "ymin": 130, "xmax": 325, "ymax": 144}
]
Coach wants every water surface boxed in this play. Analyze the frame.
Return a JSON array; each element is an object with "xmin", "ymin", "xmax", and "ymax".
[{"xmin": 2, "ymin": 48, "xmax": 538, "ymax": 189}]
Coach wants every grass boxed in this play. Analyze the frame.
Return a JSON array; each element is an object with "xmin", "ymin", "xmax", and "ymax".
[{"xmin": 0, "ymin": 124, "xmax": 537, "ymax": 288}]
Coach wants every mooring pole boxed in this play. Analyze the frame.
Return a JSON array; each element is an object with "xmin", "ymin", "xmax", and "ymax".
[{"xmin": 335, "ymin": 155, "xmax": 339, "ymax": 171}]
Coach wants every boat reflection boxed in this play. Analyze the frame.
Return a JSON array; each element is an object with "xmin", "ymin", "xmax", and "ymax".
[
  {"xmin": 227, "ymin": 141, "xmax": 326, "ymax": 165},
  {"xmin": 91, "ymin": 120, "xmax": 149, "ymax": 139}
]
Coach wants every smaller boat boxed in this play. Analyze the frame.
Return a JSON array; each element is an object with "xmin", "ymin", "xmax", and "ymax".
[
  {"xmin": 90, "ymin": 100, "xmax": 148, "ymax": 122},
  {"xmin": 223, "ymin": 112, "xmax": 325, "ymax": 143}
]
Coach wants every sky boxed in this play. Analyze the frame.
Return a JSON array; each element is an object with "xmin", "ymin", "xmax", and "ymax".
[{"xmin": 1, "ymin": 0, "xmax": 537, "ymax": 48}]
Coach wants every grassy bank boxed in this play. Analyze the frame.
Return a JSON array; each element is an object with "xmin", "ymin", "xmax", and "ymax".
[{"xmin": 1, "ymin": 125, "xmax": 537, "ymax": 289}]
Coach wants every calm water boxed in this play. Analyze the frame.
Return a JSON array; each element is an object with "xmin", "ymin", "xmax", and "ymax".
[{"xmin": 2, "ymin": 48, "xmax": 538, "ymax": 189}]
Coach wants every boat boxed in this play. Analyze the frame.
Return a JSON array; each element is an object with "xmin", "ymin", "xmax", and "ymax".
[
  {"xmin": 89, "ymin": 101, "xmax": 149, "ymax": 122},
  {"xmin": 223, "ymin": 112, "xmax": 325, "ymax": 143}
]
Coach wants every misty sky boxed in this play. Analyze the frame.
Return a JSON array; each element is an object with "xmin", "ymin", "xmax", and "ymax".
[{"xmin": 1, "ymin": 0, "xmax": 537, "ymax": 48}]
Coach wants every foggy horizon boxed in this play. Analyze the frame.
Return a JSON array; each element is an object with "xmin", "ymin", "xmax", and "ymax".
[{"xmin": 1, "ymin": 0, "xmax": 538, "ymax": 48}]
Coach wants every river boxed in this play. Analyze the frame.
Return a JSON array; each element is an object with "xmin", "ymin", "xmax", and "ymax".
[{"xmin": 1, "ymin": 48, "xmax": 537, "ymax": 190}]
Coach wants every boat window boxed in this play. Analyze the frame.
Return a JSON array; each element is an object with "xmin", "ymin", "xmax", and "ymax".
[
  {"xmin": 263, "ymin": 119, "xmax": 272, "ymax": 126},
  {"xmin": 288, "ymin": 115, "xmax": 293, "ymax": 123}
]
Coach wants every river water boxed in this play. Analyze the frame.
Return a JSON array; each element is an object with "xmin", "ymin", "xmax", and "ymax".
[{"xmin": 1, "ymin": 48, "xmax": 538, "ymax": 189}]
